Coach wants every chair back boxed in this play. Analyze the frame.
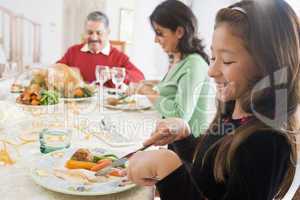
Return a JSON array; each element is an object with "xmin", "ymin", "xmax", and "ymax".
[{"xmin": 110, "ymin": 40, "xmax": 126, "ymax": 52}]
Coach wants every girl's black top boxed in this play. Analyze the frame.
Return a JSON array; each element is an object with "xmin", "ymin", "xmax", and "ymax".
[{"xmin": 156, "ymin": 117, "xmax": 291, "ymax": 200}]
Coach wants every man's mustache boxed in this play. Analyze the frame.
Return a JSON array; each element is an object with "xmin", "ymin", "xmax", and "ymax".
[{"xmin": 88, "ymin": 39, "xmax": 101, "ymax": 44}]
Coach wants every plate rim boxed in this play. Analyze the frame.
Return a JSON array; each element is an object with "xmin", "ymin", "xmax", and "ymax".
[
  {"xmin": 16, "ymin": 101, "xmax": 62, "ymax": 108},
  {"xmin": 60, "ymin": 96, "xmax": 96, "ymax": 102},
  {"xmin": 30, "ymin": 148, "xmax": 136, "ymax": 196},
  {"xmin": 104, "ymin": 103, "xmax": 151, "ymax": 111},
  {"xmin": 104, "ymin": 95, "xmax": 152, "ymax": 111}
]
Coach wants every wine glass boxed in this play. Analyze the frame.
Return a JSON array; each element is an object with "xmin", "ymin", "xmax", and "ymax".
[
  {"xmin": 95, "ymin": 65, "xmax": 110, "ymax": 110},
  {"xmin": 111, "ymin": 67, "xmax": 126, "ymax": 97},
  {"xmin": 95, "ymin": 65, "xmax": 110, "ymax": 87}
]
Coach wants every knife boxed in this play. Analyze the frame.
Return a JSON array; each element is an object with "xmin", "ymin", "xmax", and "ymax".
[{"xmin": 95, "ymin": 144, "xmax": 152, "ymax": 176}]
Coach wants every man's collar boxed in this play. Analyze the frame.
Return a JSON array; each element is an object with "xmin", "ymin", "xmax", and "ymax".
[{"xmin": 80, "ymin": 41, "xmax": 110, "ymax": 55}]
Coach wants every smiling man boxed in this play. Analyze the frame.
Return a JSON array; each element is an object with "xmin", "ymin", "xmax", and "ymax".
[{"xmin": 57, "ymin": 11, "xmax": 144, "ymax": 87}]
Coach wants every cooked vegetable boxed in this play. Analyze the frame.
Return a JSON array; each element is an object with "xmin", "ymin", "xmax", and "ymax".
[
  {"xmin": 31, "ymin": 99, "xmax": 40, "ymax": 105},
  {"xmin": 73, "ymin": 86, "xmax": 94, "ymax": 98},
  {"xmin": 40, "ymin": 90, "xmax": 59, "ymax": 105},
  {"xmin": 90, "ymin": 159, "xmax": 112, "ymax": 172},
  {"xmin": 65, "ymin": 160, "xmax": 96, "ymax": 170},
  {"xmin": 71, "ymin": 148, "xmax": 93, "ymax": 162},
  {"xmin": 93, "ymin": 154, "xmax": 118, "ymax": 163},
  {"xmin": 82, "ymin": 86, "xmax": 93, "ymax": 97},
  {"xmin": 74, "ymin": 88, "xmax": 84, "ymax": 98},
  {"xmin": 104, "ymin": 156, "xmax": 118, "ymax": 161},
  {"xmin": 109, "ymin": 169, "xmax": 126, "ymax": 177},
  {"xmin": 17, "ymin": 87, "xmax": 59, "ymax": 106}
]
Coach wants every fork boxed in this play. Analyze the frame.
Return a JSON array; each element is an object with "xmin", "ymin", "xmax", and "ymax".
[{"xmin": 95, "ymin": 143, "xmax": 153, "ymax": 176}]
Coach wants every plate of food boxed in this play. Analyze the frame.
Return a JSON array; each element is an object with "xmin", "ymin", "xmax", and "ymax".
[
  {"xmin": 15, "ymin": 84, "xmax": 61, "ymax": 114},
  {"xmin": 16, "ymin": 84, "xmax": 60, "ymax": 106},
  {"xmin": 14, "ymin": 67, "xmax": 60, "ymax": 107},
  {"xmin": 31, "ymin": 148, "xmax": 135, "ymax": 196},
  {"xmin": 60, "ymin": 86, "xmax": 96, "ymax": 102},
  {"xmin": 104, "ymin": 95, "xmax": 152, "ymax": 111}
]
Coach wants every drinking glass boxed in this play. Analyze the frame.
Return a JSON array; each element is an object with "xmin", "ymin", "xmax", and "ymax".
[
  {"xmin": 95, "ymin": 65, "xmax": 110, "ymax": 110},
  {"xmin": 95, "ymin": 65, "xmax": 110, "ymax": 88},
  {"xmin": 111, "ymin": 67, "xmax": 125, "ymax": 97},
  {"xmin": 39, "ymin": 128, "xmax": 72, "ymax": 154}
]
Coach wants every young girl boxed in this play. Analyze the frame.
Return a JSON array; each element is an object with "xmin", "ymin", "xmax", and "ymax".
[
  {"xmin": 134, "ymin": 0, "xmax": 210, "ymax": 136},
  {"xmin": 127, "ymin": 1, "xmax": 299, "ymax": 199}
]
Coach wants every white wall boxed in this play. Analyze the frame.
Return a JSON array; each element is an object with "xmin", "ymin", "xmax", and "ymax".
[
  {"xmin": 105, "ymin": 0, "xmax": 135, "ymax": 40},
  {"xmin": 192, "ymin": 0, "xmax": 299, "ymax": 55},
  {"xmin": 0, "ymin": 0, "xmax": 63, "ymax": 65},
  {"xmin": 191, "ymin": 0, "xmax": 236, "ymax": 54},
  {"xmin": 286, "ymin": 0, "xmax": 300, "ymax": 14},
  {"xmin": 131, "ymin": 0, "xmax": 168, "ymax": 80},
  {"xmin": 105, "ymin": 0, "xmax": 135, "ymax": 58}
]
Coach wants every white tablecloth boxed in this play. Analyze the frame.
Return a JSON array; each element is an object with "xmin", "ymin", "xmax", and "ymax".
[{"xmin": 0, "ymin": 86, "xmax": 161, "ymax": 200}]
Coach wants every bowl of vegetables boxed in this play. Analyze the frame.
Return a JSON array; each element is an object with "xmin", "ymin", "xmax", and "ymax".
[{"xmin": 16, "ymin": 84, "xmax": 62, "ymax": 114}]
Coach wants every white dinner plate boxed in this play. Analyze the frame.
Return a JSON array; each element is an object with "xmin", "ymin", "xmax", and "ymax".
[
  {"xmin": 30, "ymin": 148, "xmax": 135, "ymax": 196},
  {"xmin": 104, "ymin": 95, "xmax": 152, "ymax": 111}
]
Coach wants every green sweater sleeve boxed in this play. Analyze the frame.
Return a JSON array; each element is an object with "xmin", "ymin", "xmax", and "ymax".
[{"xmin": 155, "ymin": 55, "xmax": 208, "ymax": 122}]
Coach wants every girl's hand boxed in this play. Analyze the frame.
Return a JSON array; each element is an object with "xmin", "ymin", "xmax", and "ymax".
[
  {"xmin": 143, "ymin": 118, "xmax": 191, "ymax": 147},
  {"xmin": 127, "ymin": 149, "xmax": 182, "ymax": 186}
]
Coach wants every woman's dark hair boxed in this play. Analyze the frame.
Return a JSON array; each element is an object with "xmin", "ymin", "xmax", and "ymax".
[
  {"xmin": 150, "ymin": 0, "xmax": 209, "ymax": 64},
  {"xmin": 195, "ymin": 0, "xmax": 299, "ymax": 199}
]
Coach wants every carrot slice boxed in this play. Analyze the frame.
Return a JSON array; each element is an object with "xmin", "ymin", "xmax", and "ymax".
[
  {"xmin": 108, "ymin": 169, "xmax": 125, "ymax": 177},
  {"xmin": 90, "ymin": 159, "xmax": 112, "ymax": 172},
  {"xmin": 65, "ymin": 160, "xmax": 96, "ymax": 170}
]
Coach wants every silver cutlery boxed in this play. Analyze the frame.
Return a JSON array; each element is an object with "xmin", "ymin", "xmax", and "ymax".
[{"xmin": 95, "ymin": 143, "xmax": 153, "ymax": 176}]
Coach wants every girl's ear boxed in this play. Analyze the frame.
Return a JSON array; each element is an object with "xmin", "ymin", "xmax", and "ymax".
[{"xmin": 175, "ymin": 26, "xmax": 185, "ymax": 39}]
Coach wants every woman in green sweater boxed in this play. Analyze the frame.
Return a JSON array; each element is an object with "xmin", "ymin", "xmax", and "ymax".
[{"xmin": 136, "ymin": 0, "xmax": 210, "ymax": 136}]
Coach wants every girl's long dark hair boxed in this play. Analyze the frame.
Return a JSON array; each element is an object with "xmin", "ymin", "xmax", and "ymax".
[
  {"xmin": 150, "ymin": 0, "xmax": 209, "ymax": 64},
  {"xmin": 195, "ymin": 1, "xmax": 299, "ymax": 199}
]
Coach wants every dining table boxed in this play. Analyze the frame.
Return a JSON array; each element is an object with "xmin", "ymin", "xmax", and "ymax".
[{"xmin": 0, "ymin": 77, "xmax": 161, "ymax": 200}]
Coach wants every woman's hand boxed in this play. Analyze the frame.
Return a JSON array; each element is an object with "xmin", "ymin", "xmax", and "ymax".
[
  {"xmin": 143, "ymin": 118, "xmax": 191, "ymax": 147},
  {"xmin": 125, "ymin": 81, "xmax": 156, "ymax": 96},
  {"xmin": 125, "ymin": 81, "xmax": 159, "ymax": 103},
  {"xmin": 140, "ymin": 80, "xmax": 160, "ymax": 86},
  {"xmin": 127, "ymin": 149, "xmax": 182, "ymax": 186},
  {"xmin": 137, "ymin": 84, "xmax": 157, "ymax": 95},
  {"xmin": 125, "ymin": 82, "xmax": 139, "ymax": 96}
]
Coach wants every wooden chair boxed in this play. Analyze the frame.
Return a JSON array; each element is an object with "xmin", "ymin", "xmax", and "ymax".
[{"xmin": 110, "ymin": 40, "xmax": 126, "ymax": 52}]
